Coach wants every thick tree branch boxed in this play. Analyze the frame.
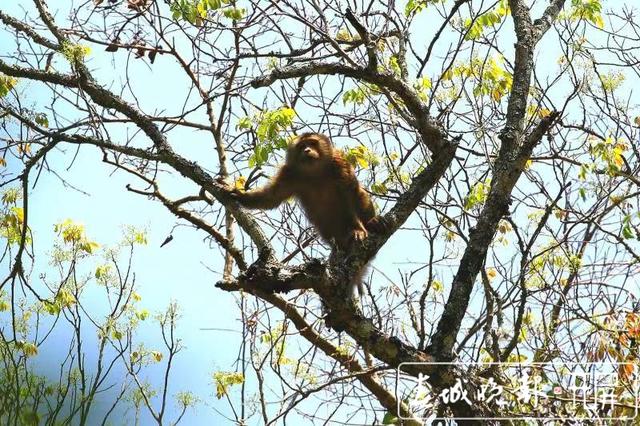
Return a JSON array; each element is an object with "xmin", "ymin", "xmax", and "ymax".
[
  {"xmin": 344, "ymin": 8, "xmax": 377, "ymax": 71},
  {"xmin": 252, "ymin": 63, "xmax": 445, "ymax": 153},
  {"xmin": 429, "ymin": 111, "xmax": 561, "ymax": 359},
  {"xmin": 0, "ymin": 61, "xmax": 273, "ymax": 255},
  {"xmin": 426, "ymin": 1, "xmax": 567, "ymax": 360},
  {"xmin": 534, "ymin": 0, "xmax": 568, "ymax": 37},
  {"xmin": 348, "ymin": 139, "xmax": 458, "ymax": 270},
  {"xmin": 219, "ymin": 277, "xmax": 421, "ymax": 423},
  {"xmin": 0, "ymin": 10, "xmax": 60, "ymax": 50},
  {"xmin": 216, "ymin": 260, "xmax": 436, "ymax": 377},
  {"xmin": 499, "ymin": 0, "xmax": 535, "ymax": 155}
]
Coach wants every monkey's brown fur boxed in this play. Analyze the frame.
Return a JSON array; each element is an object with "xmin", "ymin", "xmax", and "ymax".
[{"xmin": 229, "ymin": 132, "xmax": 383, "ymax": 249}]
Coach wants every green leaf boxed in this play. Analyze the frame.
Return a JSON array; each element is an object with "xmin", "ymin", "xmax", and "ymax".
[
  {"xmin": 371, "ymin": 182, "xmax": 388, "ymax": 195},
  {"xmin": 405, "ymin": 0, "xmax": 442, "ymax": 16},
  {"xmin": 1, "ymin": 188, "xmax": 19, "ymax": 205},
  {"xmin": 237, "ymin": 116, "xmax": 252, "ymax": 130},
  {"xmin": 223, "ymin": 7, "xmax": 246, "ymax": 20},
  {"xmin": 382, "ymin": 412, "xmax": 399, "ymax": 424},
  {"xmin": 22, "ymin": 342, "xmax": 38, "ymax": 357},
  {"xmin": 213, "ymin": 371, "xmax": 244, "ymax": 399},
  {"xmin": 388, "ymin": 55, "xmax": 401, "ymax": 76},
  {"xmin": 249, "ymin": 144, "xmax": 271, "ymax": 167},
  {"xmin": 622, "ymin": 224, "xmax": 635, "ymax": 239},
  {"xmin": 255, "ymin": 107, "xmax": 296, "ymax": 143},
  {"xmin": 464, "ymin": 1, "xmax": 509, "ymax": 40},
  {"xmin": 464, "ymin": 179, "xmax": 491, "ymax": 210},
  {"xmin": 0, "ymin": 74, "xmax": 18, "ymax": 98},
  {"xmin": 570, "ymin": 0, "xmax": 604, "ymax": 28},
  {"xmin": 34, "ymin": 112, "xmax": 49, "ymax": 128},
  {"xmin": 343, "ymin": 88, "xmax": 367, "ymax": 105},
  {"xmin": 579, "ymin": 187, "xmax": 586, "ymax": 201}
]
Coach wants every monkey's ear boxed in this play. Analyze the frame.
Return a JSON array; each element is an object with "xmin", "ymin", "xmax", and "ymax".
[{"xmin": 289, "ymin": 134, "xmax": 302, "ymax": 146}]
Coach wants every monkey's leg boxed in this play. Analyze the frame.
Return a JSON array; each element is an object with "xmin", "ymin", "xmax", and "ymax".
[{"xmin": 365, "ymin": 215, "xmax": 390, "ymax": 233}]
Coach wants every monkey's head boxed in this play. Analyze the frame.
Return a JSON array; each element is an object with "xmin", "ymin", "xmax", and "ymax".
[{"xmin": 286, "ymin": 133, "xmax": 333, "ymax": 173}]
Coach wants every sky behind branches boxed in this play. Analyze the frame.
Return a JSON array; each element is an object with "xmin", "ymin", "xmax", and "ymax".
[{"xmin": 2, "ymin": 0, "xmax": 640, "ymax": 423}]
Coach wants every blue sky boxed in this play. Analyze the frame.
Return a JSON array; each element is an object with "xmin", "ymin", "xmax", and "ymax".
[
  {"xmin": 0, "ymin": 2, "xmax": 248, "ymax": 423},
  {"xmin": 0, "ymin": 0, "xmax": 535, "ymax": 422},
  {"xmin": 0, "ymin": 2, "xmax": 431, "ymax": 423},
  {"xmin": 3, "ymin": 0, "xmax": 639, "ymax": 424}
]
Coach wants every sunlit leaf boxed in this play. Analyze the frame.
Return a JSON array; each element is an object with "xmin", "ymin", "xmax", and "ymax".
[{"xmin": 213, "ymin": 371, "xmax": 244, "ymax": 399}]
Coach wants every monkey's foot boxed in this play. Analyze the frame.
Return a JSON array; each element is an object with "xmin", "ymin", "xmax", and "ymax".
[{"xmin": 350, "ymin": 228, "xmax": 368, "ymax": 243}]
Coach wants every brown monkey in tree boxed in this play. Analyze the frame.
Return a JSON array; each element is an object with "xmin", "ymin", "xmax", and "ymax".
[{"xmin": 227, "ymin": 132, "xmax": 385, "ymax": 249}]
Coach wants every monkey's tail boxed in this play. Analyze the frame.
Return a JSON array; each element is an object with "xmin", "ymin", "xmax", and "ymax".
[{"xmin": 350, "ymin": 264, "xmax": 369, "ymax": 301}]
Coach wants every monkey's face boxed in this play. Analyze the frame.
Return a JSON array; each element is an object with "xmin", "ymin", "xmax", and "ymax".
[
  {"xmin": 287, "ymin": 134, "xmax": 332, "ymax": 172},
  {"xmin": 297, "ymin": 139, "xmax": 321, "ymax": 161}
]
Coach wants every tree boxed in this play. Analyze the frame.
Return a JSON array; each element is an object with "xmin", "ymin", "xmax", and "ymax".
[{"xmin": 2, "ymin": 0, "xmax": 640, "ymax": 423}]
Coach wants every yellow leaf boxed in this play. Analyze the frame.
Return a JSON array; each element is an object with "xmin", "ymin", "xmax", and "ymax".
[
  {"xmin": 12, "ymin": 207, "xmax": 24, "ymax": 224},
  {"xmin": 80, "ymin": 240, "xmax": 100, "ymax": 254},
  {"xmin": 486, "ymin": 268, "xmax": 497, "ymax": 280},
  {"xmin": 538, "ymin": 108, "xmax": 552, "ymax": 118},
  {"xmin": 594, "ymin": 15, "xmax": 604, "ymax": 29},
  {"xmin": 335, "ymin": 28, "xmax": 352, "ymax": 41},
  {"xmin": 213, "ymin": 371, "xmax": 244, "ymax": 399},
  {"xmin": 22, "ymin": 342, "xmax": 38, "ymax": 357},
  {"xmin": 55, "ymin": 289, "xmax": 76, "ymax": 307},
  {"xmin": 17, "ymin": 143, "xmax": 31, "ymax": 155},
  {"xmin": 95, "ymin": 264, "xmax": 111, "ymax": 279},
  {"xmin": 234, "ymin": 176, "xmax": 246, "ymax": 191},
  {"xmin": 554, "ymin": 209, "xmax": 567, "ymax": 219}
]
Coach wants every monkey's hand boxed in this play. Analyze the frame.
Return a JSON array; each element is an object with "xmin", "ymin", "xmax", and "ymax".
[
  {"xmin": 365, "ymin": 215, "xmax": 390, "ymax": 234},
  {"xmin": 216, "ymin": 176, "xmax": 243, "ymax": 200}
]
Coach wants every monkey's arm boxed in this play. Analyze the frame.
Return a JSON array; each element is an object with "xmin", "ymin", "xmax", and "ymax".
[
  {"xmin": 340, "ymin": 164, "xmax": 377, "ymax": 228},
  {"xmin": 233, "ymin": 169, "xmax": 295, "ymax": 210}
]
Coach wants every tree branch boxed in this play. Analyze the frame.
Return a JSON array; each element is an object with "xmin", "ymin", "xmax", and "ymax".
[
  {"xmin": 344, "ymin": 8, "xmax": 377, "ymax": 71},
  {"xmin": 429, "ymin": 114, "xmax": 559, "ymax": 360},
  {"xmin": 0, "ymin": 10, "xmax": 59, "ymax": 50},
  {"xmin": 252, "ymin": 63, "xmax": 445, "ymax": 153}
]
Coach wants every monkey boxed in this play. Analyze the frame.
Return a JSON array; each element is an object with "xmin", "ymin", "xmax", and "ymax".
[
  {"xmin": 221, "ymin": 132, "xmax": 390, "ymax": 306},
  {"xmin": 226, "ymin": 132, "xmax": 385, "ymax": 250}
]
